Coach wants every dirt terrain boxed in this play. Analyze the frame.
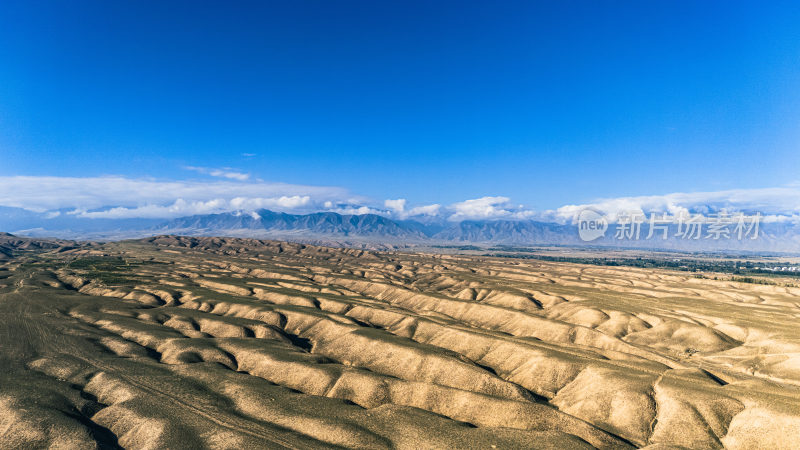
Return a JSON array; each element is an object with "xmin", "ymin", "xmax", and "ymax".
[{"xmin": 1, "ymin": 235, "xmax": 799, "ymax": 449}]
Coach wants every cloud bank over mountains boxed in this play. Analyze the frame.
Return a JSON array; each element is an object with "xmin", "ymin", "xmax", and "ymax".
[
  {"xmin": 0, "ymin": 176, "xmax": 347, "ymax": 218},
  {"xmin": 448, "ymin": 197, "xmax": 536, "ymax": 222},
  {"xmin": 555, "ymin": 187, "xmax": 800, "ymax": 223},
  {"xmin": 1, "ymin": 175, "xmax": 799, "ymax": 224}
]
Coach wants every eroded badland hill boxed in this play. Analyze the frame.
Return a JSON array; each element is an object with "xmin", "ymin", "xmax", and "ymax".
[{"xmin": 1, "ymin": 235, "xmax": 799, "ymax": 449}]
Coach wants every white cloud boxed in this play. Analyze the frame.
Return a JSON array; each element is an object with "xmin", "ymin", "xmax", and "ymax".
[
  {"xmin": 384, "ymin": 198, "xmax": 407, "ymax": 213},
  {"xmin": 78, "ymin": 199, "xmax": 225, "ymax": 219},
  {"xmin": 0, "ymin": 176, "xmax": 350, "ymax": 216},
  {"xmin": 447, "ymin": 196, "xmax": 514, "ymax": 221},
  {"xmin": 230, "ymin": 195, "xmax": 311, "ymax": 210},
  {"xmin": 326, "ymin": 205, "xmax": 384, "ymax": 215},
  {"xmin": 76, "ymin": 196, "xmax": 312, "ymax": 219},
  {"xmin": 443, "ymin": 188, "xmax": 800, "ymax": 223},
  {"xmin": 4, "ymin": 175, "xmax": 798, "ymax": 225},
  {"xmin": 408, "ymin": 204, "xmax": 441, "ymax": 216},
  {"xmin": 381, "ymin": 198, "xmax": 442, "ymax": 219},
  {"xmin": 555, "ymin": 187, "xmax": 800, "ymax": 223},
  {"xmin": 184, "ymin": 166, "xmax": 250, "ymax": 181}
]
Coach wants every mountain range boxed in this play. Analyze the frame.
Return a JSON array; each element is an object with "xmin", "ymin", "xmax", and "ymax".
[{"xmin": 2, "ymin": 206, "xmax": 799, "ymax": 253}]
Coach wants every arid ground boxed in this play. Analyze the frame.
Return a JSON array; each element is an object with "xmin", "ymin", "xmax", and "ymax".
[{"xmin": 1, "ymin": 235, "xmax": 799, "ymax": 449}]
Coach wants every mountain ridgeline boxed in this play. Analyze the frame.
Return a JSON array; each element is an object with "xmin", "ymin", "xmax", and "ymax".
[
  {"xmin": 162, "ymin": 210, "xmax": 434, "ymax": 239},
  {"xmin": 157, "ymin": 209, "xmax": 583, "ymax": 243},
  {"xmin": 159, "ymin": 210, "xmax": 558, "ymax": 241},
  {"xmin": 156, "ymin": 209, "xmax": 800, "ymax": 252},
  {"xmin": 2, "ymin": 206, "xmax": 799, "ymax": 252}
]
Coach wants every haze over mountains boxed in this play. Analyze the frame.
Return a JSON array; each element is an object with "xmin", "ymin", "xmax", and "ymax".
[{"xmin": 2, "ymin": 206, "xmax": 799, "ymax": 253}]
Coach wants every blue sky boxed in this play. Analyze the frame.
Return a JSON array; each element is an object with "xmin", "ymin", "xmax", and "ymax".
[{"xmin": 1, "ymin": 1, "xmax": 799, "ymax": 220}]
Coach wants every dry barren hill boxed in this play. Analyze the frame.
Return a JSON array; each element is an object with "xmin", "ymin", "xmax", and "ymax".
[{"xmin": 1, "ymin": 235, "xmax": 800, "ymax": 449}]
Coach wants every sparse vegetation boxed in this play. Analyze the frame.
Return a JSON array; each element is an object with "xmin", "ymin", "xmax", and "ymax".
[
  {"xmin": 484, "ymin": 252, "xmax": 800, "ymax": 282},
  {"xmin": 64, "ymin": 257, "xmax": 161, "ymax": 285}
]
